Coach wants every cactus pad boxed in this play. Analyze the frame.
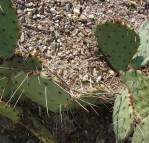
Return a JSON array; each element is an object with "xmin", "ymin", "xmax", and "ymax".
[
  {"xmin": 0, "ymin": 101, "xmax": 21, "ymax": 123},
  {"xmin": 113, "ymin": 89, "xmax": 134, "ymax": 142},
  {"xmin": 121, "ymin": 69, "xmax": 149, "ymax": 118},
  {"xmin": 8, "ymin": 55, "xmax": 42, "ymax": 71},
  {"xmin": 0, "ymin": 76, "xmax": 14, "ymax": 99},
  {"xmin": 12, "ymin": 71, "xmax": 71, "ymax": 112},
  {"xmin": 132, "ymin": 115, "xmax": 149, "ymax": 143},
  {"xmin": 0, "ymin": 0, "xmax": 19, "ymax": 58},
  {"xmin": 0, "ymin": 55, "xmax": 42, "ymax": 75},
  {"xmin": 95, "ymin": 20, "xmax": 140, "ymax": 71},
  {"xmin": 131, "ymin": 20, "xmax": 149, "ymax": 69}
]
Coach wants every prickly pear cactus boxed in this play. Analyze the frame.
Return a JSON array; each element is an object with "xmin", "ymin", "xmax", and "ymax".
[
  {"xmin": 0, "ymin": 0, "xmax": 18, "ymax": 58},
  {"xmin": 0, "ymin": 101, "xmax": 21, "ymax": 122},
  {"xmin": 0, "ymin": 76, "xmax": 15, "ymax": 100},
  {"xmin": 103, "ymin": 19, "xmax": 149, "ymax": 143},
  {"xmin": 0, "ymin": 1, "xmax": 108, "ymax": 143},
  {"xmin": 95, "ymin": 20, "xmax": 140, "ymax": 71},
  {"xmin": 113, "ymin": 89, "xmax": 134, "ymax": 142},
  {"xmin": 0, "ymin": 54, "xmax": 42, "ymax": 76},
  {"xmin": 132, "ymin": 115, "xmax": 149, "ymax": 143},
  {"xmin": 10, "ymin": 70, "xmax": 103, "ymax": 112},
  {"xmin": 113, "ymin": 69, "xmax": 149, "ymax": 142},
  {"xmin": 12, "ymin": 71, "xmax": 71, "ymax": 112},
  {"xmin": 8, "ymin": 55, "xmax": 42, "ymax": 71},
  {"xmin": 121, "ymin": 69, "xmax": 149, "ymax": 118},
  {"xmin": 131, "ymin": 20, "xmax": 149, "ymax": 68}
]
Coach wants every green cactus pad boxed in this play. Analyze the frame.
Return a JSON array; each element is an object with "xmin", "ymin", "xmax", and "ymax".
[
  {"xmin": 0, "ymin": 75, "xmax": 25, "ymax": 103},
  {"xmin": 0, "ymin": 0, "xmax": 19, "ymax": 58},
  {"xmin": 23, "ymin": 55, "xmax": 42, "ymax": 71},
  {"xmin": 131, "ymin": 20, "xmax": 149, "ymax": 69},
  {"xmin": 12, "ymin": 71, "xmax": 71, "ymax": 112},
  {"xmin": 95, "ymin": 20, "xmax": 140, "ymax": 71},
  {"xmin": 0, "ymin": 55, "xmax": 42, "ymax": 75},
  {"xmin": 132, "ymin": 115, "xmax": 149, "ymax": 143},
  {"xmin": 66, "ymin": 89, "xmax": 108, "ymax": 110},
  {"xmin": 67, "ymin": 96, "xmax": 99, "ymax": 109},
  {"xmin": 121, "ymin": 69, "xmax": 149, "ymax": 118},
  {"xmin": 0, "ymin": 101, "xmax": 57, "ymax": 143},
  {"xmin": 0, "ymin": 101, "xmax": 21, "ymax": 123},
  {"xmin": 113, "ymin": 89, "xmax": 134, "ymax": 142},
  {"xmin": 0, "ymin": 76, "xmax": 14, "ymax": 99},
  {"xmin": 0, "ymin": 59, "xmax": 11, "ymax": 75},
  {"xmin": 20, "ymin": 107, "xmax": 58, "ymax": 143},
  {"xmin": 8, "ymin": 55, "xmax": 42, "ymax": 71}
]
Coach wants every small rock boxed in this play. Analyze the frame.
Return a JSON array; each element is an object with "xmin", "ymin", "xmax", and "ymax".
[
  {"xmin": 26, "ymin": 2, "xmax": 34, "ymax": 7},
  {"xmin": 109, "ymin": 70, "xmax": 115, "ymax": 75},
  {"xmin": 82, "ymin": 74, "xmax": 89, "ymax": 81},
  {"xmin": 73, "ymin": 7, "xmax": 80, "ymax": 15},
  {"xmin": 80, "ymin": 14, "xmax": 87, "ymax": 20},
  {"xmin": 50, "ymin": 8, "xmax": 56, "ymax": 13},
  {"xmin": 20, "ymin": 32, "xmax": 25, "ymax": 43},
  {"xmin": 96, "ymin": 76, "xmax": 102, "ymax": 83},
  {"xmin": 88, "ymin": 14, "xmax": 94, "ymax": 19}
]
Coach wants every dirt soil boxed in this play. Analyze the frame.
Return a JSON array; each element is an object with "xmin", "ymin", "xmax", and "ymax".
[{"xmin": 0, "ymin": 0, "xmax": 149, "ymax": 143}]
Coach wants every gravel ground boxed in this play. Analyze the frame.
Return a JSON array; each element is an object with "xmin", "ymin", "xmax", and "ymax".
[
  {"xmin": 1, "ymin": 0, "xmax": 149, "ymax": 143},
  {"xmin": 16, "ymin": 0, "xmax": 149, "ymax": 94}
]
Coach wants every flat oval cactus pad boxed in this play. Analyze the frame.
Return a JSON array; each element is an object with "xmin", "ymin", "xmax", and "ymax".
[
  {"xmin": 0, "ymin": 0, "xmax": 18, "ymax": 58},
  {"xmin": 131, "ymin": 20, "xmax": 149, "ymax": 69},
  {"xmin": 113, "ymin": 89, "xmax": 134, "ymax": 142},
  {"xmin": 12, "ymin": 72, "xmax": 71, "ymax": 112},
  {"xmin": 95, "ymin": 20, "xmax": 140, "ymax": 72},
  {"xmin": 132, "ymin": 115, "xmax": 149, "ymax": 143},
  {"xmin": 121, "ymin": 69, "xmax": 149, "ymax": 118}
]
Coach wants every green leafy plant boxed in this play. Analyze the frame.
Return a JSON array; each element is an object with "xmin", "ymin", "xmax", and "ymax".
[{"xmin": 96, "ymin": 19, "xmax": 149, "ymax": 143}]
